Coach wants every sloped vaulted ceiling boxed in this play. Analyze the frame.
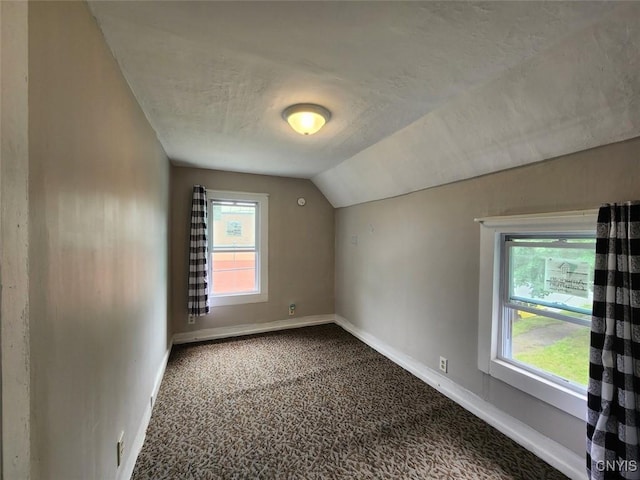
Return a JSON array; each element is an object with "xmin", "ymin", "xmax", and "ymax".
[{"xmin": 89, "ymin": 1, "xmax": 640, "ymax": 207}]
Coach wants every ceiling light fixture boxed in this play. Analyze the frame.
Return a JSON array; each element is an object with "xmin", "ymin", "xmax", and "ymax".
[{"xmin": 282, "ymin": 103, "xmax": 331, "ymax": 136}]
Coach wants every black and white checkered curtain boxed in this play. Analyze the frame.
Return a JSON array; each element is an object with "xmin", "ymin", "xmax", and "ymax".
[
  {"xmin": 187, "ymin": 185, "xmax": 210, "ymax": 317},
  {"xmin": 587, "ymin": 202, "xmax": 640, "ymax": 479}
]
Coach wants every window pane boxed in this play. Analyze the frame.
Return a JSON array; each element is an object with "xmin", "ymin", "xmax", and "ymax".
[
  {"xmin": 212, "ymin": 204, "xmax": 256, "ymax": 250},
  {"xmin": 501, "ymin": 235, "xmax": 595, "ymax": 391},
  {"xmin": 506, "ymin": 309, "xmax": 589, "ymax": 388},
  {"xmin": 508, "ymin": 239, "xmax": 595, "ymax": 319},
  {"xmin": 211, "ymin": 252, "xmax": 256, "ymax": 294},
  {"xmin": 212, "ymin": 203, "xmax": 257, "ymax": 294}
]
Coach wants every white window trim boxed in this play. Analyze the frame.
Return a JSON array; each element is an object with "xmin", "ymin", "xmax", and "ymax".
[
  {"xmin": 207, "ymin": 189, "xmax": 269, "ymax": 307},
  {"xmin": 476, "ymin": 209, "xmax": 597, "ymax": 419}
]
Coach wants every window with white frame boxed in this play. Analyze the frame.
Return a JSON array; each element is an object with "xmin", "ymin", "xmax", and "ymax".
[
  {"xmin": 477, "ymin": 210, "xmax": 597, "ymax": 419},
  {"xmin": 207, "ymin": 190, "xmax": 268, "ymax": 306}
]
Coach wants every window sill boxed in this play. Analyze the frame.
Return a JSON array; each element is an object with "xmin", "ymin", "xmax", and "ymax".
[
  {"xmin": 210, "ymin": 292, "xmax": 268, "ymax": 307},
  {"xmin": 489, "ymin": 358, "xmax": 586, "ymax": 419}
]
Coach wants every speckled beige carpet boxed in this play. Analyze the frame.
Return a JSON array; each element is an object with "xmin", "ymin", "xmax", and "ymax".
[{"xmin": 132, "ymin": 324, "xmax": 568, "ymax": 479}]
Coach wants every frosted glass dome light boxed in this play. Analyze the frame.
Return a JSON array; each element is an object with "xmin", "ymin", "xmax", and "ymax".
[{"xmin": 282, "ymin": 104, "xmax": 331, "ymax": 135}]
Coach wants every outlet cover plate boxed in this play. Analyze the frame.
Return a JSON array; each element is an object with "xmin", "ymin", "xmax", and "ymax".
[{"xmin": 439, "ymin": 357, "xmax": 448, "ymax": 373}]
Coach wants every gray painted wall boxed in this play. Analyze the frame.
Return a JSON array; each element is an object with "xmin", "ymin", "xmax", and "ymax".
[
  {"xmin": 1, "ymin": 2, "xmax": 30, "ymax": 478},
  {"xmin": 335, "ymin": 137, "xmax": 640, "ymax": 455},
  {"xmin": 171, "ymin": 166, "xmax": 334, "ymax": 333},
  {"xmin": 28, "ymin": 2, "xmax": 170, "ymax": 478}
]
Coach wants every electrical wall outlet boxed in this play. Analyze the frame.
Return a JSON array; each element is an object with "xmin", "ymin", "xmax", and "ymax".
[
  {"xmin": 187, "ymin": 316, "xmax": 195, "ymax": 324},
  {"xmin": 117, "ymin": 431, "xmax": 124, "ymax": 467},
  {"xmin": 439, "ymin": 356, "xmax": 448, "ymax": 374},
  {"xmin": 289, "ymin": 304, "xmax": 296, "ymax": 316}
]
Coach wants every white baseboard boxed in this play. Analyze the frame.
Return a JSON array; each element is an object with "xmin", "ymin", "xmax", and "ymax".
[
  {"xmin": 150, "ymin": 344, "xmax": 171, "ymax": 409},
  {"xmin": 334, "ymin": 315, "xmax": 586, "ymax": 480},
  {"xmin": 172, "ymin": 314, "xmax": 336, "ymax": 345},
  {"xmin": 119, "ymin": 344, "xmax": 172, "ymax": 480}
]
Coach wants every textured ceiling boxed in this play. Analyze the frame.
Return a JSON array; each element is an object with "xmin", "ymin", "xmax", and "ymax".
[{"xmin": 89, "ymin": 1, "xmax": 639, "ymax": 207}]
